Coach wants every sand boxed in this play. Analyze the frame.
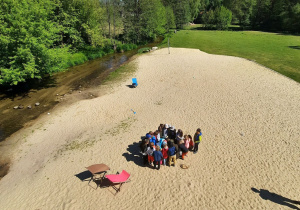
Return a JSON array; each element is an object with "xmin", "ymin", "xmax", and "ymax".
[{"xmin": 0, "ymin": 48, "xmax": 299, "ymax": 210}]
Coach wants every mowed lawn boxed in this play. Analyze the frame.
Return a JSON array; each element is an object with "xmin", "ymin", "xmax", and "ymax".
[{"xmin": 162, "ymin": 30, "xmax": 300, "ymax": 83}]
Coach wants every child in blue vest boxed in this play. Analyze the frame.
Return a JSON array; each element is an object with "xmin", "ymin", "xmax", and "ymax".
[{"xmin": 194, "ymin": 128, "xmax": 202, "ymax": 154}]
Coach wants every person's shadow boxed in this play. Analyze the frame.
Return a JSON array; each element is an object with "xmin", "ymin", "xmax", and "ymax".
[
  {"xmin": 252, "ymin": 187, "xmax": 300, "ymax": 209},
  {"xmin": 122, "ymin": 141, "xmax": 144, "ymax": 167}
]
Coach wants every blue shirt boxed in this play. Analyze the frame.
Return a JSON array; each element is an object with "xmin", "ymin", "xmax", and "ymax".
[
  {"xmin": 153, "ymin": 150, "xmax": 163, "ymax": 161},
  {"xmin": 168, "ymin": 146, "xmax": 176, "ymax": 156},
  {"xmin": 195, "ymin": 132, "xmax": 202, "ymax": 143},
  {"xmin": 150, "ymin": 137, "xmax": 156, "ymax": 145}
]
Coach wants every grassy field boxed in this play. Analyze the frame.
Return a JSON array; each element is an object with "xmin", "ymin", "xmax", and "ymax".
[{"xmin": 161, "ymin": 30, "xmax": 300, "ymax": 83}]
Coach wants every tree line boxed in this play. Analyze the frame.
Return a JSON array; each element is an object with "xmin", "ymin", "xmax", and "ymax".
[
  {"xmin": 200, "ymin": 0, "xmax": 300, "ymax": 31},
  {"xmin": 0, "ymin": 0, "xmax": 299, "ymax": 86},
  {"xmin": 0, "ymin": 0, "xmax": 202, "ymax": 86}
]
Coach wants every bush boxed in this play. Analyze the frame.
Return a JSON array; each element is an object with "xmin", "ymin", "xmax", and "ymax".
[
  {"xmin": 202, "ymin": 10, "xmax": 215, "ymax": 29},
  {"xmin": 215, "ymin": 6, "xmax": 232, "ymax": 30},
  {"xmin": 67, "ymin": 53, "xmax": 88, "ymax": 67},
  {"xmin": 202, "ymin": 6, "xmax": 232, "ymax": 30},
  {"xmin": 138, "ymin": 47, "xmax": 151, "ymax": 54},
  {"xmin": 116, "ymin": 43, "xmax": 137, "ymax": 53}
]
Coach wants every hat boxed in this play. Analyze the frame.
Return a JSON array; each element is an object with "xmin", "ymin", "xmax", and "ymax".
[
  {"xmin": 170, "ymin": 126, "xmax": 175, "ymax": 130},
  {"xmin": 165, "ymin": 124, "xmax": 169, "ymax": 128},
  {"xmin": 146, "ymin": 134, "xmax": 151, "ymax": 139}
]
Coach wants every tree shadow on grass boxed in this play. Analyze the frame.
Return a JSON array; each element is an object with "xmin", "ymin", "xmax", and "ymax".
[
  {"xmin": 251, "ymin": 187, "xmax": 300, "ymax": 209},
  {"xmin": 288, "ymin": 46, "xmax": 300, "ymax": 50}
]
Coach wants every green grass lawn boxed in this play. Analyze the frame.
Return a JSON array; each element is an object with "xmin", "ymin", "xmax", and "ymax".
[{"xmin": 161, "ymin": 30, "xmax": 300, "ymax": 83}]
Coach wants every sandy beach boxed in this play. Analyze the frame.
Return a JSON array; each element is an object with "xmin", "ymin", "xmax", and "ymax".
[{"xmin": 0, "ymin": 48, "xmax": 299, "ymax": 209}]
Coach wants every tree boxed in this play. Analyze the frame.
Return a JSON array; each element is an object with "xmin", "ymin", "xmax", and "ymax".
[
  {"xmin": 202, "ymin": 9, "xmax": 215, "ymax": 28},
  {"xmin": 173, "ymin": 0, "xmax": 192, "ymax": 28},
  {"xmin": 223, "ymin": 0, "xmax": 254, "ymax": 27},
  {"xmin": 122, "ymin": 0, "xmax": 142, "ymax": 43},
  {"xmin": 281, "ymin": 2, "xmax": 300, "ymax": 33},
  {"xmin": 189, "ymin": 0, "xmax": 202, "ymax": 20},
  {"xmin": 139, "ymin": 0, "xmax": 167, "ymax": 41},
  {"xmin": 59, "ymin": 0, "xmax": 105, "ymax": 47},
  {"xmin": 165, "ymin": 6, "xmax": 176, "ymax": 32},
  {"xmin": 0, "ymin": 0, "xmax": 106, "ymax": 86},
  {"xmin": 214, "ymin": 6, "xmax": 232, "ymax": 30},
  {"xmin": 0, "ymin": 0, "xmax": 61, "ymax": 85}
]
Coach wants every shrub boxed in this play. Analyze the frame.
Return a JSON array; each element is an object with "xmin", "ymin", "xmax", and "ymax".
[
  {"xmin": 215, "ymin": 6, "xmax": 232, "ymax": 30},
  {"xmin": 202, "ymin": 10, "xmax": 215, "ymax": 29},
  {"xmin": 138, "ymin": 47, "xmax": 151, "ymax": 54},
  {"xmin": 116, "ymin": 43, "xmax": 137, "ymax": 53}
]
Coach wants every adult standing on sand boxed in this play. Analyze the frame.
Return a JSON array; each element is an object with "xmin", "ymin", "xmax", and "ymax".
[{"xmin": 194, "ymin": 128, "xmax": 202, "ymax": 154}]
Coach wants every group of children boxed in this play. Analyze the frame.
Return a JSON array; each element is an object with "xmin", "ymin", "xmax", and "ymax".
[{"xmin": 140, "ymin": 124, "xmax": 202, "ymax": 170}]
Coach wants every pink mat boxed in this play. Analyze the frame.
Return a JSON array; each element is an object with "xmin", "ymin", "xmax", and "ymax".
[{"xmin": 106, "ymin": 170, "xmax": 130, "ymax": 183}]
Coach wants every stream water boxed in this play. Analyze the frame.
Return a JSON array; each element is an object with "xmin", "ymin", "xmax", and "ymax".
[
  {"xmin": 0, "ymin": 51, "xmax": 133, "ymax": 142},
  {"xmin": 0, "ymin": 39, "xmax": 162, "ymax": 178}
]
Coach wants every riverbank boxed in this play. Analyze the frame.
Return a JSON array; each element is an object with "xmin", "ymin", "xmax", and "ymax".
[{"xmin": 0, "ymin": 48, "xmax": 299, "ymax": 209}]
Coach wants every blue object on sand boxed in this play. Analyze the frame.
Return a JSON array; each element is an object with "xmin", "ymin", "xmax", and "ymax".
[
  {"xmin": 132, "ymin": 78, "xmax": 138, "ymax": 88},
  {"xmin": 131, "ymin": 109, "xmax": 136, "ymax": 114}
]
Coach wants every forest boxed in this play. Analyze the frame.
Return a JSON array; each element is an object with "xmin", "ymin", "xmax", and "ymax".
[{"xmin": 1, "ymin": 0, "xmax": 299, "ymax": 86}]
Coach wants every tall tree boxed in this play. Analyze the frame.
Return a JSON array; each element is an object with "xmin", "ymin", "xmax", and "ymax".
[
  {"xmin": 139, "ymin": 0, "xmax": 167, "ymax": 40},
  {"xmin": 165, "ymin": 6, "xmax": 176, "ymax": 32},
  {"xmin": 122, "ymin": 0, "xmax": 142, "ymax": 43},
  {"xmin": 0, "ymin": 0, "xmax": 61, "ymax": 85}
]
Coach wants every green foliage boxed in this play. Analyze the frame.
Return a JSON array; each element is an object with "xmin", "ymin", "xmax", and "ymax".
[
  {"xmin": 122, "ymin": 0, "xmax": 168, "ymax": 43},
  {"xmin": 116, "ymin": 43, "xmax": 138, "ymax": 53},
  {"xmin": 59, "ymin": 0, "xmax": 105, "ymax": 47},
  {"xmin": 0, "ymin": 0, "xmax": 60, "ymax": 85},
  {"xmin": 215, "ymin": 6, "xmax": 232, "ymax": 30},
  {"xmin": 223, "ymin": 0, "xmax": 253, "ymax": 27},
  {"xmin": 173, "ymin": 0, "xmax": 192, "ymax": 28},
  {"xmin": 202, "ymin": 10, "xmax": 216, "ymax": 28},
  {"xmin": 140, "ymin": 0, "xmax": 167, "ymax": 40},
  {"xmin": 189, "ymin": 0, "xmax": 202, "ymax": 20},
  {"xmin": 0, "ymin": 0, "xmax": 106, "ymax": 86},
  {"xmin": 198, "ymin": 0, "xmax": 300, "ymax": 33},
  {"xmin": 165, "ymin": 6, "xmax": 176, "ymax": 31},
  {"xmin": 202, "ymin": 6, "xmax": 232, "ymax": 30},
  {"xmin": 281, "ymin": 3, "xmax": 300, "ymax": 33},
  {"xmin": 138, "ymin": 47, "xmax": 151, "ymax": 54}
]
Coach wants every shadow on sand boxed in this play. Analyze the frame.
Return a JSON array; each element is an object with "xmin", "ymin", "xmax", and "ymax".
[
  {"xmin": 126, "ymin": 85, "xmax": 136, "ymax": 89},
  {"xmin": 75, "ymin": 170, "xmax": 112, "ymax": 190},
  {"xmin": 251, "ymin": 187, "xmax": 300, "ymax": 209},
  {"xmin": 122, "ymin": 142, "xmax": 144, "ymax": 167}
]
